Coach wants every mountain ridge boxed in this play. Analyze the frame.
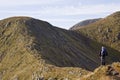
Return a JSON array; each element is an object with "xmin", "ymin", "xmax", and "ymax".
[
  {"xmin": 70, "ymin": 18, "xmax": 102, "ymax": 30},
  {"xmin": 0, "ymin": 16, "xmax": 120, "ymax": 80},
  {"xmin": 75, "ymin": 11, "xmax": 120, "ymax": 52}
]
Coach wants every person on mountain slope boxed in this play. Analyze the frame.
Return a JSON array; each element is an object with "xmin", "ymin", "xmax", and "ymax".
[{"xmin": 99, "ymin": 46, "xmax": 108, "ymax": 65}]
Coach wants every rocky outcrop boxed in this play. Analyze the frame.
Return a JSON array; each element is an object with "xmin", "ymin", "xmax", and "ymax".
[{"xmin": 80, "ymin": 62, "xmax": 120, "ymax": 80}]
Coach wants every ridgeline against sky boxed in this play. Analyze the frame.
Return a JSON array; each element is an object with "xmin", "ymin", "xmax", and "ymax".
[{"xmin": 0, "ymin": 0, "xmax": 120, "ymax": 29}]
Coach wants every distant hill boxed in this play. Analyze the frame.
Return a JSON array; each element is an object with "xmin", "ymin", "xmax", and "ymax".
[
  {"xmin": 70, "ymin": 18, "xmax": 101, "ymax": 30},
  {"xmin": 76, "ymin": 11, "xmax": 120, "ymax": 52},
  {"xmin": 0, "ymin": 17, "xmax": 120, "ymax": 80}
]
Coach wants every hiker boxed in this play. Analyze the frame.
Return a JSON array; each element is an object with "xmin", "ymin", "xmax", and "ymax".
[{"xmin": 99, "ymin": 46, "xmax": 108, "ymax": 65}]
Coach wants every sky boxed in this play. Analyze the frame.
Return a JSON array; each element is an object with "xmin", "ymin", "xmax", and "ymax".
[{"xmin": 0, "ymin": 0, "xmax": 120, "ymax": 29}]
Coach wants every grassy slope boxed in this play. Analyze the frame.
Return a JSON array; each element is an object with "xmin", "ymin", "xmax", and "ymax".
[
  {"xmin": 0, "ymin": 17, "xmax": 120, "ymax": 80},
  {"xmin": 76, "ymin": 11, "xmax": 120, "ymax": 52},
  {"xmin": 81, "ymin": 62, "xmax": 120, "ymax": 80}
]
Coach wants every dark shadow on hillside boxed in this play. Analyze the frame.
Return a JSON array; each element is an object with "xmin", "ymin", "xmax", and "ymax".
[{"xmin": 26, "ymin": 18, "xmax": 120, "ymax": 71}]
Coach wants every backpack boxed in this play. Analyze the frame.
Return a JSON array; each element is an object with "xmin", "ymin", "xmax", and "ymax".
[{"xmin": 101, "ymin": 48, "xmax": 108, "ymax": 57}]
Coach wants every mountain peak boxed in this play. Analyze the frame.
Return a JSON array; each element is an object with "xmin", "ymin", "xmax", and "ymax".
[
  {"xmin": 1, "ymin": 16, "xmax": 50, "ymax": 24},
  {"xmin": 0, "ymin": 16, "xmax": 120, "ymax": 80},
  {"xmin": 1, "ymin": 16, "xmax": 32, "ymax": 22},
  {"xmin": 70, "ymin": 18, "xmax": 102, "ymax": 30}
]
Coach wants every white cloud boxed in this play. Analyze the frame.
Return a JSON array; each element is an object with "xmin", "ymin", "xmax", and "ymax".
[
  {"xmin": 0, "ymin": 0, "xmax": 62, "ymax": 6},
  {"xmin": 1, "ymin": 3, "xmax": 120, "ymax": 16},
  {"xmin": 0, "ymin": 0, "xmax": 120, "ymax": 29},
  {"xmin": 39, "ymin": 3, "xmax": 120, "ymax": 16}
]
